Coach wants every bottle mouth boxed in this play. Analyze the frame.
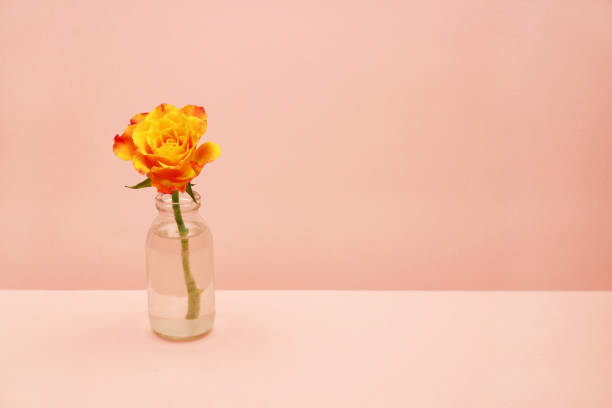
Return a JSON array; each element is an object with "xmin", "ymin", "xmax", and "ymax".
[{"xmin": 155, "ymin": 191, "xmax": 201, "ymax": 212}]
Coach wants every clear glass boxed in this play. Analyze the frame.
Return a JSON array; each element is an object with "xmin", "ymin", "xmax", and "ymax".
[{"xmin": 146, "ymin": 191, "xmax": 215, "ymax": 340}]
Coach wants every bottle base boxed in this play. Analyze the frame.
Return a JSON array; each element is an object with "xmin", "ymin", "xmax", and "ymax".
[{"xmin": 150, "ymin": 315, "xmax": 214, "ymax": 341}]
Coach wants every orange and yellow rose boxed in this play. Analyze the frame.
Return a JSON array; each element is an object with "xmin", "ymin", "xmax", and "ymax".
[{"xmin": 113, "ymin": 103, "xmax": 220, "ymax": 193}]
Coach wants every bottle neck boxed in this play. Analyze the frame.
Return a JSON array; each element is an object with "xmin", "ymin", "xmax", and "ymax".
[{"xmin": 155, "ymin": 192, "xmax": 201, "ymax": 215}]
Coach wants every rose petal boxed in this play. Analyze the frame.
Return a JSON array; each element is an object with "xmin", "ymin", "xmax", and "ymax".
[
  {"xmin": 156, "ymin": 144, "xmax": 186, "ymax": 161},
  {"xmin": 148, "ymin": 103, "xmax": 178, "ymax": 120},
  {"xmin": 132, "ymin": 152, "xmax": 155, "ymax": 175},
  {"xmin": 193, "ymin": 142, "xmax": 221, "ymax": 168},
  {"xmin": 186, "ymin": 116, "xmax": 207, "ymax": 142},
  {"xmin": 112, "ymin": 133, "xmax": 136, "ymax": 161},
  {"xmin": 149, "ymin": 166, "xmax": 194, "ymax": 193},
  {"xmin": 181, "ymin": 105, "xmax": 207, "ymax": 120},
  {"xmin": 130, "ymin": 112, "xmax": 148, "ymax": 125},
  {"xmin": 149, "ymin": 175, "xmax": 180, "ymax": 194},
  {"xmin": 132, "ymin": 128, "xmax": 154, "ymax": 154}
]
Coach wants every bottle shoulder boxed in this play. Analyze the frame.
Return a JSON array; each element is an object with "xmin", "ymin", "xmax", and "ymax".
[{"xmin": 147, "ymin": 217, "xmax": 212, "ymax": 240}]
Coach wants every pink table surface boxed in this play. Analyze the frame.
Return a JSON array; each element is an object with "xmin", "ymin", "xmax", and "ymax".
[{"xmin": 0, "ymin": 290, "xmax": 611, "ymax": 407}]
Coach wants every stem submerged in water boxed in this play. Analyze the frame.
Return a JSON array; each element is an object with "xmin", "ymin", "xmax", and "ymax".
[{"xmin": 172, "ymin": 191, "xmax": 202, "ymax": 320}]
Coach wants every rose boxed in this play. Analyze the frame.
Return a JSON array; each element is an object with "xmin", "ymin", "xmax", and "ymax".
[{"xmin": 113, "ymin": 103, "xmax": 220, "ymax": 193}]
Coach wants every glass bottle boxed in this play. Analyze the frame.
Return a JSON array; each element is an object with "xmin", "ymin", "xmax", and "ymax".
[{"xmin": 145, "ymin": 191, "xmax": 215, "ymax": 340}]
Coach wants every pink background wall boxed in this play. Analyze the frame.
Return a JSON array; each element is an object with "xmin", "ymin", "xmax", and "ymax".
[{"xmin": 1, "ymin": 0, "xmax": 611, "ymax": 290}]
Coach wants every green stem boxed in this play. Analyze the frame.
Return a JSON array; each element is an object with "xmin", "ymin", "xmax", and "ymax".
[{"xmin": 172, "ymin": 191, "xmax": 202, "ymax": 320}]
